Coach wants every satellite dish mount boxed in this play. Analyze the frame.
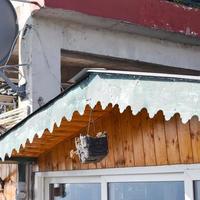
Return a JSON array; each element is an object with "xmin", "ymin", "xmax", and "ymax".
[{"xmin": 0, "ymin": 0, "xmax": 26, "ymax": 98}]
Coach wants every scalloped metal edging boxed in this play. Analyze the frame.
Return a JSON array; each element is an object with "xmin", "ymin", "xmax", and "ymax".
[{"xmin": 0, "ymin": 72, "xmax": 199, "ymax": 160}]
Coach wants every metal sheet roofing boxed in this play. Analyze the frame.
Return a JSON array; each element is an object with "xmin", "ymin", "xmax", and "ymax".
[{"xmin": 0, "ymin": 70, "xmax": 199, "ymax": 160}]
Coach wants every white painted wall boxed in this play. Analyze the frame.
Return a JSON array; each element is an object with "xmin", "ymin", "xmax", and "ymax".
[
  {"xmin": 19, "ymin": 10, "xmax": 200, "ymax": 111},
  {"xmin": 61, "ymin": 22, "xmax": 200, "ymax": 69},
  {"xmin": 20, "ymin": 18, "xmax": 61, "ymax": 111}
]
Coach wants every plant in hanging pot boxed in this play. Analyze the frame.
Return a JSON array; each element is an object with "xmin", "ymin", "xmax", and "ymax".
[
  {"xmin": 70, "ymin": 108, "xmax": 109, "ymax": 163},
  {"xmin": 71, "ymin": 132, "xmax": 109, "ymax": 164}
]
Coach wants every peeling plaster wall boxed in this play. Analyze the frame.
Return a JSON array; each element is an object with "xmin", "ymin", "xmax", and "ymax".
[
  {"xmin": 45, "ymin": 0, "xmax": 200, "ymax": 38},
  {"xmin": 20, "ymin": 16, "xmax": 200, "ymax": 111}
]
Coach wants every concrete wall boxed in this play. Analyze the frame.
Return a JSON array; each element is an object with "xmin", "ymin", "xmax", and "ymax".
[
  {"xmin": 19, "ymin": 12, "xmax": 200, "ymax": 111},
  {"xmin": 45, "ymin": 0, "xmax": 200, "ymax": 38}
]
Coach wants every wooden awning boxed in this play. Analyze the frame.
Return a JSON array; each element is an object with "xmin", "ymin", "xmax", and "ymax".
[{"xmin": 0, "ymin": 70, "xmax": 199, "ymax": 160}]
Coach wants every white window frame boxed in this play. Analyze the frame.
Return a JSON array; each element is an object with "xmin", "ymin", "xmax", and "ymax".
[
  {"xmin": 34, "ymin": 164, "xmax": 200, "ymax": 200},
  {"xmin": 184, "ymin": 169, "xmax": 200, "ymax": 200}
]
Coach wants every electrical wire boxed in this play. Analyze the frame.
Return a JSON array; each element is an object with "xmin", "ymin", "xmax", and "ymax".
[
  {"xmin": 10, "ymin": 66, "xmax": 25, "ymax": 82},
  {"xmin": 1, "ymin": 15, "xmax": 63, "ymax": 93},
  {"xmin": 0, "ymin": 64, "xmax": 29, "ymax": 70},
  {"xmin": 31, "ymin": 26, "xmax": 65, "ymax": 92},
  {"xmin": 0, "ymin": 26, "xmax": 28, "ymax": 82},
  {"xmin": 2, "ymin": 30, "xmax": 21, "ymax": 68},
  {"xmin": 6, "ymin": 0, "xmax": 43, "ymax": 67}
]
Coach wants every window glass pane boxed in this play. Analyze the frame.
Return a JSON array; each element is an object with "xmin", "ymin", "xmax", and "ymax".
[
  {"xmin": 49, "ymin": 183, "xmax": 101, "ymax": 200},
  {"xmin": 194, "ymin": 181, "xmax": 200, "ymax": 200},
  {"xmin": 108, "ymin": 181, "xmax": 184, "ymax": 200}
]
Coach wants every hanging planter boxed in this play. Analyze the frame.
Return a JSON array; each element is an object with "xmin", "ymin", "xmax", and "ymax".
[
  {"xmin": 74, "ymin": 132, "xmax": 108, "ymax": 163},
  {"xmin": 70, "ymin": 108, "xmax": 108, "ymax": 163}
]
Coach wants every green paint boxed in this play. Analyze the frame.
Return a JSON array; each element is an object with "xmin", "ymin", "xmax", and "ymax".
[{"xmin": 0, "ymin": 72, "xmax": 199, "ymax": 160}]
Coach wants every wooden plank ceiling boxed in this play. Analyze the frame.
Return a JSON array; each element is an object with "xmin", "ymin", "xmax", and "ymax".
[
  {"xmin": 38, "ymin": 107, "xmax": 200, "ymax": 171},
  {"xmin": 11, "ymin": 103, "xmax": 113, "ymax": 158}
]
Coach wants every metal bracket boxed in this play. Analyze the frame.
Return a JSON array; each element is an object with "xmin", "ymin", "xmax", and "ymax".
[{"xmin": 0, "ymin": 69, "xmax": 26, "ymax": 98}]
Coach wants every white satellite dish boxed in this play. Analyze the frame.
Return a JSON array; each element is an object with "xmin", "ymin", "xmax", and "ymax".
[{"xmin": 0, "ymin": 0, "xmax": 18, "ymax": 66}]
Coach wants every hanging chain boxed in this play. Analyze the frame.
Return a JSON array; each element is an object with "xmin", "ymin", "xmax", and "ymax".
[{"xmin": 87, "ymin": 108, "xmax": 96, "ymax": 135}]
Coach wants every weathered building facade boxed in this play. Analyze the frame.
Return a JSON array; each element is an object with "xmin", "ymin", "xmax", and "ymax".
[{"xmin": 0, "ymin": 0, "xmax": 200, "ymax": 199}]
